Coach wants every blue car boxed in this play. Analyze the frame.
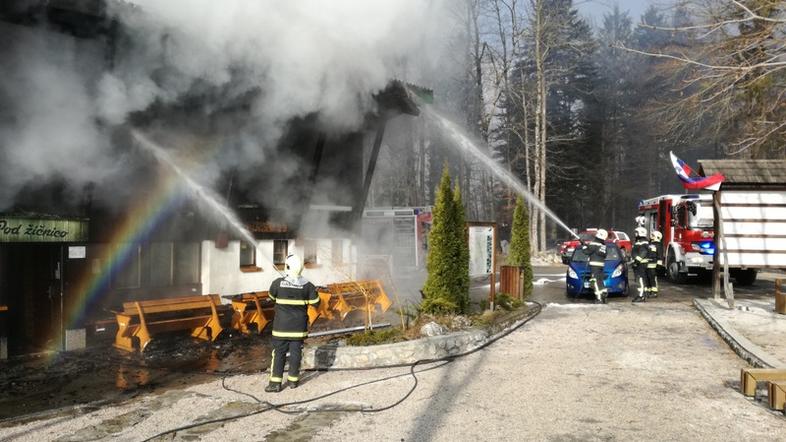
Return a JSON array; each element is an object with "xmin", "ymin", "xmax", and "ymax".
[{"xmin": 566, "ymin": 243, "xmax": 629, "ymax": 298}]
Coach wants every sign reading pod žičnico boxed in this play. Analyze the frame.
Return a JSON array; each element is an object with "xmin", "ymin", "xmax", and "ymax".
[{"xmin": 0, "ymin": 217, "xmax": 88, "ymax": 243}]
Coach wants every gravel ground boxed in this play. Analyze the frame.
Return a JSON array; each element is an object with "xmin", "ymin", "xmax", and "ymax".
[{"xmin": 2, "ymin": 298, "xmax": 785, "ymax": 441}]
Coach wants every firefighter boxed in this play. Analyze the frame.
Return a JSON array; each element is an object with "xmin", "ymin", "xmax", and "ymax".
[
  {"xmin": 580, "ymin": 229, "xmax": 609, "ymax": 303},
  {"xmin": 648, "ymin": 231, "xmax": 663, "ymax": 298},
  {"xmin": 265, "ymin": 254, "xmax": 320, "ymax": 393},
  {"xmin": 631, "ymin": 227, "xmax": 649, "ymax": 302}
]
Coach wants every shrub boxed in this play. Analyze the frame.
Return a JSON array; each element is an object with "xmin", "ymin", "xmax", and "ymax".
[
  {"xmin": 345, "ymin": 328, "xmax": 403, "ymax": 346},
  {"xmin": 422, "ymin": 165, "xmax": 469, "ymax": 314},
  {"xmin": 508, "ymin": 197, "xmax": 533, "ymax": 298}
]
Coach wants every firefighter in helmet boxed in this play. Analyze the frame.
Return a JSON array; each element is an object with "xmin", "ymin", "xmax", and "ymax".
[
  {"xmin": 580, "ymin": 229, "xmax": 609, "ymax": 303},
  {"xmin": 631, "ymin": 227, "xmax": 649, "ymax": 302},
  {"xmin": 647, "ymin": 231, "xmax": 663, "ymax": 298},
  {"xmin": 265, "ymin": 254, "xmax": 320, "ymax": 393}
]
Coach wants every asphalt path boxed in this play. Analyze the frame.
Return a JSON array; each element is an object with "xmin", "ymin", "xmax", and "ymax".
[{"xmin": 3, "ymin": 265, "xmax": 785, "ymax": 441}]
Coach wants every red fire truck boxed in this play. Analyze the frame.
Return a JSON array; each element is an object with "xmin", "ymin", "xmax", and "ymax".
[{"xmin": 637, "ymin": 193, "xmax": 757, "ymax": 285}]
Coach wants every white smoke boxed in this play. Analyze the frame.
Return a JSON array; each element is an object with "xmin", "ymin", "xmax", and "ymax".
[{"xmin": 0, "ymin": 0, "xmax": 456, "ymax": 210}]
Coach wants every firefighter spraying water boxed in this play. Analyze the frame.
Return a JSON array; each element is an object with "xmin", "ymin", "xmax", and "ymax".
[
  {"xmin": 266, "ymin": 254, "xmax": 321, "ymax": 393},
  {"xmin": 579, "ymin": 229, "xmax": 609, "ymax": 304}
]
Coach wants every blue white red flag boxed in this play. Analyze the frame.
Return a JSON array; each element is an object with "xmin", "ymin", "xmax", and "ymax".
[{"xmin": 669, "ymin": 151, "xmax": 724, "ymax": 191}]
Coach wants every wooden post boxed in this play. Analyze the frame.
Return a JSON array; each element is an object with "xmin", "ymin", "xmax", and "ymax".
[
  {"xmin": 713, "ymin": 190, "xmax": 734, "ymax": 308},
  {"xmin": 712, "ymin": 191, "xmax": 721, "ymax": 300},
  {"xmin": 490, "ymin": 224, "xmax": 497, "ymax": 309}
]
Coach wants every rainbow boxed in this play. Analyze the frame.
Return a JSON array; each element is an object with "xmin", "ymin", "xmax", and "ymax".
[{"xmin": 60, "ymin": 166, "xmax": 187, "ymax": 340}]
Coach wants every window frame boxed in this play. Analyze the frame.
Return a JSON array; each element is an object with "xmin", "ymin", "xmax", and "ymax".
[
  {"xmin": 273, "ymin": 239, "xmax": 288, "ymax": 271},
  {"xmin": 239, "ymin": 240, "xmax": 261, "ymax": 272}
]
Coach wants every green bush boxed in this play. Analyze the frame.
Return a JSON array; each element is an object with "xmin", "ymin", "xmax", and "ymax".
[
  {"xmin": 508, "ymin": 197, "xmax": 533, "ymax": 298},
  {"xmin": 345, "ymin": 328, "xmax": 402, "ymax": 346},
  {"xmin": 422, "ymin": 165, "xmax": 469, "ymax": 314},
  {"xmin": 495, "ymin": 293, "xmax": 523, "ymax": 311}
]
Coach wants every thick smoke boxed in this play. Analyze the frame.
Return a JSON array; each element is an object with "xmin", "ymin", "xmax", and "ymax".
[{"xmin": 0, "ymin": 0, "xmax": 453, "ymax": 211}]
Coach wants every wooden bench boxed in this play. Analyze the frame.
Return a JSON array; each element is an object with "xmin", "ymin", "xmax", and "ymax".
[
  {"xmin": 231, "ymin": 291, "xmax": 331, "ymax": 335},
  {"xmin": 114, "ymin": 294, "xmax": 225, "ymax": 352},
  {"xmin": 326, "ymin": 280, "xmax": 392, "ymax": 321},
  {"xmin": 740, "ymin": 368, "xmax": 786, "ymax": 397},
  {"xmin": 231, "ymin": 292, "xmax": 274, "ymax": 335},
  {"xmin": 769, "ymin": 381, "xmax": 786, "ymax": 411}
]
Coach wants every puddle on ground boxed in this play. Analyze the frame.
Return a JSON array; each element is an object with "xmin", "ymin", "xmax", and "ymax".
[
  {"xmin": 266, "ymin": 408, "xmax": 350, "ymax": 442},
  {"xmin": 0, "ymin": 315, "xmax": 368, "ymax": 423},
  {"xmin": 0, "ymin": 333, "xmax": 273, "ymax": 421}
]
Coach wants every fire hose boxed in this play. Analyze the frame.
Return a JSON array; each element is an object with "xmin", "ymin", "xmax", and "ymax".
[{"xmin": 141, "ymin": 300, "xmax": 543, "ymax": 441}]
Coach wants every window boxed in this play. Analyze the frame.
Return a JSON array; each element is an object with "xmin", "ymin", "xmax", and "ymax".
[
  {"xmin": 114, "ymin": 244, "xmax": 141, "ymax": 289},
  {"xmin": 273, "ymin": 240, "xmax": 288, "ymax": 268},
  {"xmin": 304, "ymin": 240, "xmax": 317, "ymax": 266},
  {"xmin": 149, "ymin": 242, "xmax": 173, "ymax": 287},
  {"xmin": 239, "ymin": 241, "xmax": 256, "ymax": 267},
  {"xmin": 174, "ymin": 242, "xmax": 200, "ymax": 284},
  {"xmin": 332, "ymin": 239, "xmax": 343, "ymax": 265}
]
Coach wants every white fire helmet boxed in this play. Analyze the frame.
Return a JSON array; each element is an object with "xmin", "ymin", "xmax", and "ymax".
[
  {"xmin": 634, "ymin": 227, "xmax": 647, "ymax": 238},
  {"xmin": 650, "ymin": 231, "xmax": 663, "ymax": 242},
  {"xmin": 595, "ymin": 229, "xmax": 609, "ymax": 241},
  {"xmin": 285, "ymin": 253, "xmax": 304, "ymax": 277},
  {"xmin": 635, "ymin": 215, "xmax": 646, "ymax": 227}
]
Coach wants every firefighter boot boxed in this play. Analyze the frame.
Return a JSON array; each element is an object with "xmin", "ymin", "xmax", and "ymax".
[
  {"xmin": 265, "ymin": 382, "xmax": 283, "ymax": 393},
  {"xmin": 632, "ymin": 295, "xmax": 645, "ymax": 303}
]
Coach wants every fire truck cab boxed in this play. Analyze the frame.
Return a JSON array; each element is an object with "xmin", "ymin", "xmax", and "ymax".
[{"xmin": 638, "ymin": 194, "xmax": 752, "ymax": 284}]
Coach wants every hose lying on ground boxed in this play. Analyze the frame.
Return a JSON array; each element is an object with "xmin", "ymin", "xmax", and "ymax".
[{"xmin": 141, "ymin": 300, "xmax": 544, "ymax": 442}]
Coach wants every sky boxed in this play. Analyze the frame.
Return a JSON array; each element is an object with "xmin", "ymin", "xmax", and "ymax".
[{"xmin": 576, "ymin": 0, "xmax": 656, "ymax": 25}]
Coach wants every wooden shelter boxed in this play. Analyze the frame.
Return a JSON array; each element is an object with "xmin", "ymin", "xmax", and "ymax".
[{"xmin": 697, "ymin": 160, "xmax": 786, "ymax": 306}]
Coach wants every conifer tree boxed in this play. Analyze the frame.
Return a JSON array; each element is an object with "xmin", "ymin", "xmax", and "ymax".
[
  {"xmin": 453, "ymin": 184, "xmax": 470, "ymax": 312},
  {"xmin": 508, "ymin": 197, "xmax": 533, "ymax": 298},
  {"xmin": 422, "ymin": 165, "xmax": 462, "ymax": 313}
]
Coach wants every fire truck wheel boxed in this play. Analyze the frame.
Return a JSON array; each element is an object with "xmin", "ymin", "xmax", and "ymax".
[
  {"xmin": 667, "ymin": 257, "xmax": 688, "ymax": 284},
  {"xmin": 731, "ymin": 269, "xmax": 757, "ymax": 286}
]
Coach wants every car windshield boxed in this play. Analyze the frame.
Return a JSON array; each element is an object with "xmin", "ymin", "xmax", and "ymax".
[
  {"xmin": 571, "ymin": 245, "xmax": 621, "ymax": 262},
  {"xmin": 578, "ymin": 232, "xmax": 595, "ymax": 241}
]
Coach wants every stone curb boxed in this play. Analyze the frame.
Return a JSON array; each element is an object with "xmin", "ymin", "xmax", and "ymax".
[
  {"xmin": 302, "ymin": 305, "xmax": 540, "ymax": 370},
  {"xmin": 694, "ymin": 298, "xmax": 784, "ymax": 368}
]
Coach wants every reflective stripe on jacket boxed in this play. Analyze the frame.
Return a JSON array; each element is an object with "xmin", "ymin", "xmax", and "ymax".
[
  {"xmin": 269, "ymin": 276, "xmax": 320, "ymax": 340},
  {"xmin": 582, "ymin": 241, "xmax": 607, "ymax": 267}
]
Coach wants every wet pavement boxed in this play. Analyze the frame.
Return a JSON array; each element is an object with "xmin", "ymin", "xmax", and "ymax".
[
  {"xmin": 0, "ymin": 331, "xmax": 271, "ymax": 421},
  {"xmin": 0, "ymin": 308, "xmax": 390, "ymax": 423}
]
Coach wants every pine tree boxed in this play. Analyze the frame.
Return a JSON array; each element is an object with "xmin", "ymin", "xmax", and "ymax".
[
  {"xmin": 508, "ymin": 197, "xmax": 533, "ymax": 298},
  {"xmin": 422, "ymin": 166, "xmax": 462, "ymax": 314},
  {"xmin": 453, "ymin": 184, "xmax": 470, "ymax": 312}
]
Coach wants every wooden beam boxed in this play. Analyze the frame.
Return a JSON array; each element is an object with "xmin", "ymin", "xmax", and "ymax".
[{"xmin": 356, "ymin": 121, "xmax": 387, "ymax": 220}]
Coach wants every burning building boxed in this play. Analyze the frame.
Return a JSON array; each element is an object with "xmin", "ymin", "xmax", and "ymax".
[{"xmin": 0, "ymin": 0, "xmax": 433, "ymax": 357}]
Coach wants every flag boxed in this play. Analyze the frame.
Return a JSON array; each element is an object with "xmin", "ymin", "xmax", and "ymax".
[{"xmin": 669, "ymin": 151, "xmax": 724, "ymax": 191}]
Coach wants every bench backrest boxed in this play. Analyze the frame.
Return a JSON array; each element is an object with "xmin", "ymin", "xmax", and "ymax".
[
  {"xmin": 236, "ymin": 291, "xmax": 270, "ymax": 302},
  {"xmin": 121, "ymin": 294, "xmax": 221, "ymax": 314},
  {"xmin": 328, "ymin": 280, "xmax": 384, "ymax": 297}
]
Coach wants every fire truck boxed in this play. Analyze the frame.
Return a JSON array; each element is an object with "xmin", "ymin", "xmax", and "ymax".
[{"xmin": 637, "ymin": 193, "xmax": 757, "ymax": 285}]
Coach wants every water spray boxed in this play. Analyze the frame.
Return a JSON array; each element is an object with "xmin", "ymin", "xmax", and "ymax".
[
  {"xmin": 421, "ymin": 106, "xmax": 579, "ymax": 240},
  {"xmin": 131, "ymin": 130, "xmax": 286, "ymax": 276}
]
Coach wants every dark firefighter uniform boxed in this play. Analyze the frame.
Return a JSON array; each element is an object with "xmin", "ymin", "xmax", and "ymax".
[
  {"xmin": 581, "ymin": 239, "xmax": 608, "ymax": 303},
  {"xmin": 267, "ymin": 275, "xmax": 320, "ymax": 389},
  {"xmin": 632, "ymin": 237, "xmax": 649, "ymax": 302},
  {"xmin": 647, "ymin": 240, "xmax": 662, "ymax": 298}
]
